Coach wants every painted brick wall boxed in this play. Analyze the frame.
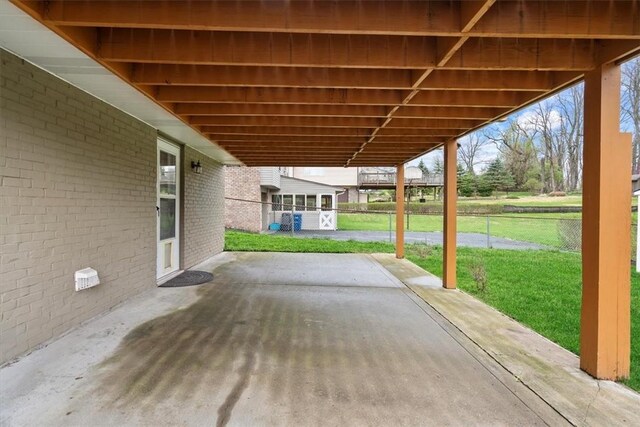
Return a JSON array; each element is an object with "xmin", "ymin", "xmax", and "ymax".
[
  {"xmin": 0, "ymin": 49, "xmax": 158, "ymax": 363},
  {"xmin": 224, "ymin": 166, "xmax": 262, "ymax": 232},
  {"xmin": 182, "ymin": 146, "xmax": 225, "ymax": 268}
]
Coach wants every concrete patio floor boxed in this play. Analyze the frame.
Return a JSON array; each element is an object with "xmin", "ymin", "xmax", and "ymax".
[{"xmin": 1, "ymin": 252, "xmax": 637, "ymax": 426}]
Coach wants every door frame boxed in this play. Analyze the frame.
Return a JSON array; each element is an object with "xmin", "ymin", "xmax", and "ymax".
[{"xmin": 157, "ymin": 139, "xmax": 181, "ymax": 282}]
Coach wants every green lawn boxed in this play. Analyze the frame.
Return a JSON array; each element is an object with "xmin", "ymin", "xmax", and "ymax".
[
  {"xmin": 338, "ymin": 213, "xmax": 581, "ymax": 249},
  {"xmin": 225, "ymin": 230, "xmax": 640, "ymax": 391},
  {"xmin": 225, "ymin": 230, "xmax": 395, "ymax": 254}
]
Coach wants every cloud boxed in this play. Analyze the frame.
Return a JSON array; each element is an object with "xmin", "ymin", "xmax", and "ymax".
[{"xmin": 516, "ymin": 105, "xmax": 562, "ymax": 132}]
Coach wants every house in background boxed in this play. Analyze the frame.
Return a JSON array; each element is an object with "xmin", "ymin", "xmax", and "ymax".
[
  {"xmin": 284, "ymin": 167, "xmax": 367, "ymax": 203},
  {"xmin": 225, "ymin": 167, "xmax": 342, "ymax": 232},
  {"xmin": 267, "ymin": 176, "xmax": 342, "ymax": 231}
]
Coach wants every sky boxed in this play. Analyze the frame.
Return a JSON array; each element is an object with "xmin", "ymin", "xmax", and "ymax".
[{"xmin": 409, "ymin": 56, "xmax": 638, "ymax": 173}]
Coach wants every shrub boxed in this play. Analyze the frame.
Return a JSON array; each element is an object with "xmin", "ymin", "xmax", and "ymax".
[
  {"xmin": 548, "ymin": 191, "xmax": 567, "ymax": 197},
  {"xmin": 467, "ymin": 258, "xmax": 488, "ymax": 293}
]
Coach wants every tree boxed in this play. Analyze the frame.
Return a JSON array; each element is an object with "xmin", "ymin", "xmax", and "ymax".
[
  {"xmin": 622, "ymin": 57, "xmax": 640, "ymax": 174},
  {"xmin": 484, "ymin": 120, "xmax": 538, "ymax": 190},
  {"xmin": 458, "ymin": 133, "xmax": 489, "ymax": 174},
  {"xmin": 476, "ymin": 174, "xmax": 493, "ymax": 197},
  {"xmin": 484, "ymin": 158, "xmax": 515, "ymax": 195},
  {"xmin": 556, "ymin": 84, "xmax": 584, "ymax": 192},
  {"xmin": 432, "ymin": 156, "xmax": 444, "ymax": 175},
  {"xmin": 458, "ymin": 170, "xmax": 477, "ymax": 197},
  {"xmin": 456, "ymin": 163, "xmax": 465, "ymax": 192},
  {"xmin": 417, "ymin": 159, "xmax": 429, "ymax": 176}
]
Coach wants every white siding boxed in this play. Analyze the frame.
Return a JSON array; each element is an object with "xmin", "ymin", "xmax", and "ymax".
[
  {"xmin": 259, "ymin": 167, "xmax": 281, "ymax": 189},
  {"xmin": 291, "ymin": 167, "xmax": 358, "ymax": 186}
]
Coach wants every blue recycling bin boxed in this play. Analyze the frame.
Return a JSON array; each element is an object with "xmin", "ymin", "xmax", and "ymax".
[{"xmin": 293, "ymin": 213, "xmax": 302, "ymax": 231}]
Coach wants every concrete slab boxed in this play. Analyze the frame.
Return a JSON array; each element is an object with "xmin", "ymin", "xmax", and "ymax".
[
  {"xmin": 2, "ymin": 252, "xmax": 567, "ymax": 426},
  {"xmin": 372, "ymin": 253, "xmax": 640, "ymax": 427}
]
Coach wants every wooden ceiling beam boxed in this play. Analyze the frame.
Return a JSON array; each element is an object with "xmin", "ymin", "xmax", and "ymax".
[
  {"xmin": 132, "ymin": 64, "xmax": 415, "ymax": 89},
  {"xmin": 96, "ymin": 29, "xmax": 614, "ymax": 71},
  {"xmin": 194, "ymin": 116, "xmax": 480, "ymax": 129},
  {"xmin": 447, "ymin": 38, "xmax": 596, "ymax": 71},
  {"xmin": 216, "ymin": 141, "xmax": 443, "ymax": 148},
  {"xmin": 177, "ymin": 104, "xmax": 507, "ymax": 119},
  {"xmin": 175, "ymin": 104, "xmax": 390, "ymax": 118},
  {"xmin": 224, "ymin": 148, "xmax": 429, "ymax": 154},
  {"xmin": 375, "ymin": 128, "xmax": 462, "ymax": 137},
  {"xmin": 221, "ymin": 141, "xmax": 439, "ymax": 149},
  {"xmin": 205, "ymin": 126, "xmax": 460, "ymax": 137},
  {"xmin": 394, "ymin": 106, "xmax": 509, "ymax": 119},
  {"xmin": 208, "ymin": 135, "xmax": 368, "ymax": 143},
  {"xmin": 409, "ymin": 90, "xmax": 543, "ymax": 107},
  {"xmin": 157, "ymin": 87, "xmax": 407, "ymax": 105},
  {"xmin": 42, "ymin": 0, "xmax": 640, "ymax": 39},
  {"xmin": 98, "ymin": 29, "xmax": 437, "ymax": 69},
  {"xmin": 158, "ymin": 86, "xmax": 538, "ymax": 107},
  {"xmin": 133, "ymin": 64, "xmax": 581, "ymax": 92},
  {"xmin": 202, "ymin": 126, "xmax": 374, "ymax": 137},
  {"xmin": 418, "ymin": 70, "xmax": 583, "ymax": 91},
  {"xmin": 191, "ymin": 116, "xmax": 383, "ymax": 128},
  {"xmin": 385, "ymin": 118, "xmax": 485, "ymax": 129},
  {"xmin": 474, "ymin": 1, "xmax": 640, "ymax": 40}
]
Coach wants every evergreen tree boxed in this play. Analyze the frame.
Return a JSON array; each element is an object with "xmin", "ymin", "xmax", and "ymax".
[
  {"xmin": 458, "ymin": 171, "xmax": 477, "ymax": 197},
  {"xmin": 432, "ymin": 157, "xmax": 444, "ymax": 174},
  {"xmin": 476, "ymin": 174, "xmax": 494, "ymax": 197},
  {"xmin": 484, "ymin": 158, "xmax": 516, "ymax": 195},
  {"xmin": 417, "ymin": 159, "xmax": 429, "ymax": 176}
]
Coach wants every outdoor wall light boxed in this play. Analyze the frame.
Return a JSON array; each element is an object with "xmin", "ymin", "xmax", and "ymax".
[{"xmin": 191, "ymin": 160, "xmax": 203, "ymax": 174}]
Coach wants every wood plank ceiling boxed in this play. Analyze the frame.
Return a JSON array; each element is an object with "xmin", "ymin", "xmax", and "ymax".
[{"xmin": 12, "ymin": 0, "xmax": 640, "ymax": 166}]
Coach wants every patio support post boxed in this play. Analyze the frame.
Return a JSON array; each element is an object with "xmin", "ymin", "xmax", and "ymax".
[
  {"xmin": 396, "ymin": 163, "xmax": 405, "ymax": 259},
  {"xmin": 443, "ymin": 139, "xmax": 457, "ymax": 289},
  {"xmin": 580, "ymin": 62, "xmax": 632, "ymax": 380}
]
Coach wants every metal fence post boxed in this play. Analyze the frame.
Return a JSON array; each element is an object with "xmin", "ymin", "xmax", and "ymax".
[{"xmin": 486, "ymin": 215, "xmax": 491, "ymax": 248}]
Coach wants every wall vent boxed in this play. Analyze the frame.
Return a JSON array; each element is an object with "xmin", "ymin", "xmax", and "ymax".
[{"xmin": 74, "ymin": 268, "xmax": 100, "ymax": 291}]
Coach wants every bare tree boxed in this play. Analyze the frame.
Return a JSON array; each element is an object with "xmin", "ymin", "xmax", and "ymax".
[
  {"xmin": 458, "ymin": 133, "xmax": 489, "ymax": 174},
  {"xmin": 484, "ymin": 119, "xmax": 539, "ymax": 190},
  {"xmin": 622, "ymin": 57, "xmax": 640, "ymax": 174},
  {"xmin": 556, "ymin": 84, "xmax": 584, "ymax": 191}
]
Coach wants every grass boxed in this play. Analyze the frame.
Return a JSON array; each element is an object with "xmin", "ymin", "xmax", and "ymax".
[
  {"xmin": 338, "ymin": 213, "xmax": 581, "ymax": 248},
  {"xmin": 408, "ymin": 247, "xmax": 640, "ymax": 392},
  {"xmin": 225, "ymin": 230, "xmax": 640, "ymax": 391},
  {"xmin": 225, "ymin": 230, "xmax": 394, "ymax": 254}
]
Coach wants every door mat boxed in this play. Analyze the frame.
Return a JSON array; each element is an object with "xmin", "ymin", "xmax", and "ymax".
[{"xmin": 159, "ymin": 271, "xmax": 213, "ymax": 288}]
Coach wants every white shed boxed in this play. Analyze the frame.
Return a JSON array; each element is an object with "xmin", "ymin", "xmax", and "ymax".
[{"xmin": 267, "ymin": 176, "xmax": 343, "ymax": 231}]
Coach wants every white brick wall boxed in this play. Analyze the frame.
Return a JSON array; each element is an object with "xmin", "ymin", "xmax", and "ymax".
[
  {"xmin": 182, "ymin": 147, "xmax": 225, "ymax": 268},
  {"xmin": 0, "ymin": 49, "xmax": 158, "ymax": 363},
  {"xmin": 224, "ymin": 166, "xmax": 262, "ymax": 232},
  {"xmin": 0, "ymin": 49, "xmax": 222, "ymax": 364}
]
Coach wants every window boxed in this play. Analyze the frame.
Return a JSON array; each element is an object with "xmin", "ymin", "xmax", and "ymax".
[
  {"xmin": 282, "ymin": 194, "xmax": 293, "ymax": 211},
  {"xmin": 306, "ymin": 195, "xmax": 317, "ymax": 211},
  {"xmin": 295, "ymin": 195, "xmax": 305, "ymax": 211},
  {"xmin": 272, "ymin": 194, "xmax": 282, "ymax": 210},
  {"xmin": 321, "ymin": 195, "xmax": 333, "ymax": 211}
]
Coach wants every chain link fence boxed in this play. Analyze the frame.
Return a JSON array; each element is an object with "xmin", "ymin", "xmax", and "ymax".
[{"xmin": 225, "ymin": 197, "xmax": 638, "ymax": 260}]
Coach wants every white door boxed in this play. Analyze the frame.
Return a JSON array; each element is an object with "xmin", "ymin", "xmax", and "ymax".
[
  {"xmin": 157, "ymin": 140, "xmax": 180, "ymax": 279},
  {"xmin": 318, "ymin": 193, "xmax": 336, "ymax": 230}
]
